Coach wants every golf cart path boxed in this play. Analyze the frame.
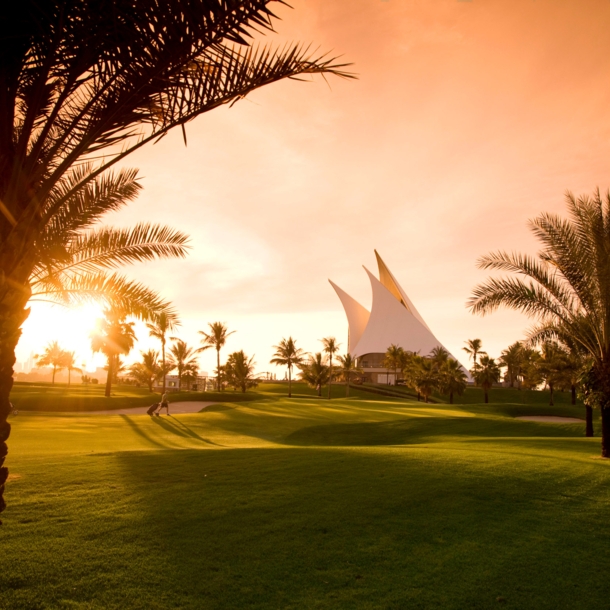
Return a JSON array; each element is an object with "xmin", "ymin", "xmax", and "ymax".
[
  {"xmin": 515, "ymin": 415, "xmax": 584, "ymax": 423},
  {"xmin": 89, "ymin": 401, "xmax": 216, "ymax": 415}
]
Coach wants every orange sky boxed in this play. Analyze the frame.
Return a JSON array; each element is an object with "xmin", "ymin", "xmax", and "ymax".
[{"xmin": 16, "ymin": 0, "xmax": 610, "ymax": 375}]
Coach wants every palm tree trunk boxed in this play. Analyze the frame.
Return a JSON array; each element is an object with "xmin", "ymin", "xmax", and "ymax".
[
  {"xmin": 52, "ymin": 366, "xmax": 56, "ymax": 384},
  {"xmin": 217, "ymin": 348, "xmax": 221, "ymax": 391},
  {"xmin": 162, "ymin": 338, "xmax": 166, "ymax": 394},
  {"xmin": 0, "ymin": 278, "xmax": 32, "ymax": 521},
  {"xmin": 346, "ymin": 375, "xmax": 349, "ymax": 397},
  {"xmin": 484, "ymin": 388, "xmax": 489, "ymax": 404},
  {"xmin": 585, "ymin": 405, "xmax": 594, "ymax": 437},
  {"xmin": 450, "ymin": 391, "xmax": 454, "ymax": 404},
  {"xmin": 549, "ymin": 384, "xmax": 554, "ymax": 406},
  {"xmin": 571, "ymin": 384, "xmax": 576, "ymax": 406},
  {"xmin": 328, "ymin": 356, "xmax": 332, "ymax": 399},
  {"xmin": 68, "ymin": 368, "xmax": 71, "ymax": 386},
  {"xmin": 288, "ymin": 364, "xmax": 292, "ymax": 398},
  {"xmin": 105, "ymin": 356, "xmax": 113, "ymax": 397},
  {"xmin": 601, "ymin": 407, "xmax": 610, "ymax": 457}
]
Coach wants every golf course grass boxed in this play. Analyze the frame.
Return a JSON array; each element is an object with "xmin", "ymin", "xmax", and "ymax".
[{"xmin": 1, "ymin": 384, "xmax": 608, "ymax": 609}]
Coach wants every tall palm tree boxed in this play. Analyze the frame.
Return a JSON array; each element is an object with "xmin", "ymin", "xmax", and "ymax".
[
  {"xmin": 413, "ymin": 357, "xmax": 439, "ymax": 403},
  {"xmin": 270, "ymin": 337, "xmax": 305, "ymax": 398},
  {"xmin": 129, "ymin": 349, "xmax": 162, "ymax": 392},
  {"xmin": 383, "ymin": 344, "xmax": 405, "ymax": 386},
  {"xmin": 498, "ymin": 342, "xmax": 524, "ymax": 388},
  {"xmin": 64, "ymin": 352, "xmax": 82, "ymax": 386},
  {"xmin": 199, "ymin": 322, "xmax": 235, "ymax": 391},
  {"xmin": 90, "ymin": 309, "xmax": 136, "ymax": 397},
  {"xmin": 438, "ymin": 359, "xmax": 468, "ymax": 405},
  {"xmin": 336, "ymin": 353, "xmax": 364, "ymax": 397},
  {"xmin": 35, "ymin": 341, "xmax": 68, "ymax": 384},
  {"xmin": 471, "ymin": 355, "xmax": 502, "ymax": 404},
  {"xmin": 0, "ymin": 1, "xmax": 352, "ymax": 518},
  {"xmin": 463, "ymin": 339, "xmax": 487, "ymax": 368},
  {"xmin": 537, "ymin": 342, "xmax": 568, "ymax": 407},
  {"xmin": 147, "ymin": 312, "xmax": 180, "ymax": 394},
  {"xmin": 168, "ymin": 340, "xmax": 200, "ymax": 392},
  {"xmin": 321, "ymin": 337, "xmax": 341, "ymax": 399},
  {"xmin": 469, "ymin": 189, "xmax": 610, "ymax": 455},
  {"xmin": 223, "ymin": 351, "xmax": 258, "ymax": 393},
  {"xmin": 298, "ymin": 353, "xmax": 330, "ymax": 398}
]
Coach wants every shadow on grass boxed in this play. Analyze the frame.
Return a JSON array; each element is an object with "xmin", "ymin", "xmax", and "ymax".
[{"xmin": 155, "ymin": 415, "xmax": 224, "ymax": 446}]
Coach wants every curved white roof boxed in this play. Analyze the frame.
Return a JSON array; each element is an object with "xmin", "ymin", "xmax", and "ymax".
[{"xmin": 330, "ymin": 252, "xmax": 467, "ymax": 371}]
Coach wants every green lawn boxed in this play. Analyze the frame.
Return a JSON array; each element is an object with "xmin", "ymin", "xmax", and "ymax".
[{"xmin": 1, "ymin": 387, "xmax": 608, "ymax": 609}]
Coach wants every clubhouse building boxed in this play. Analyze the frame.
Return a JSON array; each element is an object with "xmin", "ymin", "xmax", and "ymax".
[{"xmin": 330, "ymin": 251, "xmax": 466, "ymax": 384}]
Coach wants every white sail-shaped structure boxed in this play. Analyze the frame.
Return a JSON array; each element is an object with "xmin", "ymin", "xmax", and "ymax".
[{"xmin": 329, "ymin": 251, "xmax": 466, "ymax": 382}]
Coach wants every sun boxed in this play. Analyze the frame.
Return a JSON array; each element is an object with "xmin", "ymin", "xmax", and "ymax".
[{"xmin": 17, "ymin": 302, "xmax": 107, "ymax": 372}]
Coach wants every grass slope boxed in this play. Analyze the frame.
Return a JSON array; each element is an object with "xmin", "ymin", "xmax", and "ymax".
[{"xmin": 1, "ymin": 393, "xmax": 607, "ymax": 609}]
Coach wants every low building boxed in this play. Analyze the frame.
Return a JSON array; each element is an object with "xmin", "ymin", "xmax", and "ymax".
[{"xmin": 330, "ymin": 250, "xmax": 468, "ymax": 384}]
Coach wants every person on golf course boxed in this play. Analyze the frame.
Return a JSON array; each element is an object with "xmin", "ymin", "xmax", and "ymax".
[{"xmin": 159, "ymin": 391, "xmax": 170, "ymax": 415}]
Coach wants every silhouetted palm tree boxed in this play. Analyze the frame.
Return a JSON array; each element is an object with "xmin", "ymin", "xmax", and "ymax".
[
  {"xmin": 130, "ymin": 349, "xmax": 162, "ymax": 392},
  {"xmin": 0, "ymin": 0, "xmax": 352, "ymax": 518},
  {"xmin": 383, "ymin": 344, "xmax": 405, "ymax": 386},
  {"xmin": 168, "ymin": 340, "xmax": 200, "ymax": 391},
  {"xmin": 35, "ymin": 341, "xmax": 68, "ymax": 384},
  {"xmin": 469, "ymin": 189, "xmax": 610, "ymax": 455},
  {"xmin": 90, "ymin": 309, "xmax": 136, "ymax": 397},
  {"xmin": 147, "ymin": 312, "xmax": 180, "ymax": 394},
  {"xmin": 471, "ymin": 355, "xmax": 501, "ymax": 404},
  {"xmin": 298, "ymin": 353, "xmax": 330, "ymax": 398},
  {"xmin": 321, "ymin": 337, "xmax": 340, "ymax": 399},
  {"xmin": 498, "ymin": 342, "xmax": 524, "ymax": 388},
  {"xmin": 64, "ymin": 352, "xmax": 82, "ymax": 386},
  {"xmin": 223, "ymin": 351, "xmax": 258, "ymax": 393},
  {"xmin": 463, "ymin": 339, "xmax": 486, "ymax": 368},
  {"xmin": 270, "ymin": 337, "xmax": 305, "ymax": 398},
  {"xmin": 199, "ymin": 322, "xmax": 235, "ymax": 391},
  {"xmin": 336, "ymin": 353, "xmax": 364, "ymax": 397},
  {"xmin": 438, "ymin": 359, "xmax": 467, "ymax": 404}
]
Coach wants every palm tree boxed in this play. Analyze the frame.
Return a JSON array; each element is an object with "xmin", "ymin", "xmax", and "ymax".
[
  {"xmin": 298, "ymin": 353, "xmax": 330, "ymax": 398},
  {"xmin": 438, "ymin": 359, "xmax": 468, "ymax": 404},
  {"xmin": 147, "ymin": 312, "xmax": 180, "ymax": 394},
  {"xmin": 471, "ymin": 355, "xmax": 501, "ymax": 404},
  {"xmin": 469, "ymin": 189, "xmax": 610, "ymax": 455},
  {"xmin": 270, "ymin": 337, "xmax": 305, "ymax": 398},
  {"xmin": 168, "ymin": 340, "xmax": 200, "ymax": 391},
  {"xmin": 64, "ymin": 352, "xmax": 82, "ymax": 386},
  {"xmin": 463, "ymin": 339, "xmax": 487, "ymax": 368},
  {"xmin": 35, "ymin": 341, "xmax": 68, "ymax": 384},
  {"xmin": 90, "ymin": 309, "xmax": 136, "ymax": 397},
  {"xmin": 336, "ymin": 353, "xmax": 364, "ymax": 397},
  {"xmin": 537, "ymin": 342, "xmax": 569, "ymax": 407},
  {"xmin": 0, "ymin": 2, "xmax": 352, "ymax": 518},
  {"xmin": 321, "ymin": 337, "xmax": 341, "ymax": 399},
  {"xmin": 223, "ymin": 351, "xmax": 258, "ymax": 393},
  {"xmin": 498, "ymin": 342, "xmax": 524, "ymax": 388},
  {"xmin": 199, "ymin": 323, "xmax": 235, "ymax": 391},
  {"xmin": 383, "ymin": 344, "xmax": 405, "ymax": 386},
  {"xmin": 413, "ymin": 357, "xmax": 439, "ymax": 403},
  {"xmin": 129, "ymin": 349, "xmax": 162, "ymax": 392}
]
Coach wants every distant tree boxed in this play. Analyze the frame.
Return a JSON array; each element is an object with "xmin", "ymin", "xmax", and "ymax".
[
  {"xmin": 472, "ymin": 355, "xmax": 501, "ymax": 404},
  {"xmin": 168, "ymin": 340, "xmax": 200, "ymax": 392},
  {"xmin": 537, "ymin": 342, "xmax": 569, "ymax": 406},
  {"xmin": 270, "ymin": 337, "xmax": 305, "ymax": 398},
  {"xmin": 336, "ymin": 353, "xmax": 364, "ymax": 397},
  {"xmin": 321, "ymin": 337, "xmax": 341, "ymax": 399},
  {"xmin": 199, "ymin": 322, "xmax": 235, "ymax": 391},
  {"xmin": 298, "ymin": 353, "xmax": 330, "ymax": 398},
  {"xmin": 519, "ymin": 348, "xmax": 543, "ymax": 390},
  {"xmin": 35, "ymin": 341, "xmax": 68, "ymax": 384},
  {"xmin": 401, "ymin": 351, "xmax": 422, "ymax": 400},
  {"xmin": 64, "ymin": 351, "xmax": 82, "ymax": 386},
  {"xmin": 182, "ymin": 362, "xmax": 200, "ymax": 391},
  {"xmin": 438, "ymin": 359, "xmax": 467, "ymax": 404},
  {"xmin": 383, "ymin": 344, "xmax": 405, "ymax": 386},
  {"xmin": 90, "ymin": 309, "xmax": 136, "ymax": 397},
  {"xmin": 429, "ymin": 346, "xmax": 450, "ymax": 366},
  {"xmin": 499, "ymin": 342, "xmax": 524, "ymax": 388},
  {"xmin": 129, "ymin": 349, "xmax": 162, "ymax": 392},
  {"xmin": 147, "ymin": 312, "xmax": 180, "ymax": 394},
  {"xmin": 222, "ymin": 351, "xmax": 258, "ymax": 393},
  {"xmin": 463, "ymin": 339, "xmax": 487, "ymax": 368},
  {"xmin": 413, "ymin": 357, "xmax": 439, "ymax": 403}
]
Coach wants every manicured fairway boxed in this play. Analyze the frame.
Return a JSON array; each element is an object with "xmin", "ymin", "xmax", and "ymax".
[{"xmin": 1, "ymin": 391, "xmax": 608, "ymax": 609}]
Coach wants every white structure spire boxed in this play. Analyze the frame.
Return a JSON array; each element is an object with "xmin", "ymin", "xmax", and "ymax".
[{"xmin": 330, "ymin": 252, "xmax": 465, "ymax": 369}]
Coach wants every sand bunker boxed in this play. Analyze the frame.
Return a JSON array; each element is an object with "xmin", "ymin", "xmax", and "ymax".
[
  {"xmin": 88, "ymin": 401, "xmax": 215, "ymax": 415},
  {"xmin": 516, "ymin": 415, "xmax": 584, "ymax": 423}
]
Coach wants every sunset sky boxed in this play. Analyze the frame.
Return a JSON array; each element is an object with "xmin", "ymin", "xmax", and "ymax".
[{"xmin": 16, "ymin": 0, "xmax": 610, "ymax": 376}]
